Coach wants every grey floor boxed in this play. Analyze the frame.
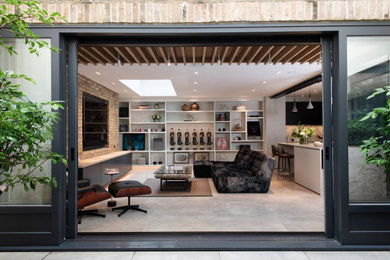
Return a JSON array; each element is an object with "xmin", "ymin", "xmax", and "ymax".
[
  {"xmin": 1, "ymin": 251, "xmax": 390, "ymax": 260},
  {"xmin": 78, "ymin": 166, "xmax": 324, "ymax": 232}
]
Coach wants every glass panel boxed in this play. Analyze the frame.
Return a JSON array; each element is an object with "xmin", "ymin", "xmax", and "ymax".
[
  {"xmin": 347, "ymin": 36, "xmax": 390, "ymax": 203},
  {"xmin": 0, "ymin": 39, "xmax": 52, "ymax": 205}
]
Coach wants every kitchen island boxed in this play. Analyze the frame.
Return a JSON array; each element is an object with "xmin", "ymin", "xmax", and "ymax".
[{"xmin": 278, "ymin": 142, "xmax": 323, "ymax": 195}]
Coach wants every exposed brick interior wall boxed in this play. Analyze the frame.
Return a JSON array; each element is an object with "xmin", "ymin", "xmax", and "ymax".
[
  {"xmin": 41, "ymin": 0, "xmax": 390, "ymax": 24},
  {"xmin": 78, "ymin": 74, "xmax": 119, "ymax": 159}
]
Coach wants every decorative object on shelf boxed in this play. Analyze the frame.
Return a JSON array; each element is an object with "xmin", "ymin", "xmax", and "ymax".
[
  {"xmin": 236, "ymin": 105, "xmax": 246, "ymax": 111},
  {"xmin": 169, "ymin": 128, "xmax": 175, "ymax": 150},
  {"xmin": 223, "ymin": 104, "xmax": 230, "ymax": 111},
  {"xmin": 247, "ymin": 121, "xmax": 261, "ymax": 140},
  {"xmin": 216, "ymin": 112, "xmax": 228, "ymax": 121},
  {"xmin": 119, "ymin": 107, "xmax": 129, "ymax": 117},
  {"xmin": 152, "ymin": 138, "xmax": 164, "ymax": 151},
  {"xmin": 191, "ymin": 102, "xmax": 200, "ymax": 111},
  {"xmin": 152, "ymin": 114, "xmax": 161, "ymax": 122},
  {"xmin": 233, "ymin": 136, "xmax": 241, "ymax": 140},
  {"xmin": 223, "ymin": 128, "xmax": 226, "ymax": 131},
  {"xmin": 216, "ymin": 137, "xmax": 228, "ymax": 150},
  {"xmin": 138, "ymin": 105, "xmax": 150, "ymax": 109},
  {"xmin": 232, "ymin": 118, "xmax": 242, "ymax": 131},
  {"xmin": 195, "ymin": 152, "xmax": 209, "ymax": 161},
  {"xmin": 291, "ymin": 125, "xmax": 315, "ymax": 144},
  {"xmin": 183, "ymin": 113, "xmax": 195, "ymax": 121},
  {"xmin": 199, "ymin": 129, "xmax": 205, "ymax": 150},
  {"xmin": 174, "ymin": 152, "xmax": 190, "ymax": 164},
  {"xmin": 119, "ymin": 124, "xmax": 128, "ymax": 132},
  {"xmin": 181, "ymin": 103, "xmax": 190, "ymax": 111},
  {"xmin": 207, "ymin": 130, "xmax": 213, "ymax": 150},
  {"xmin": 154, "ymin": 103, "xmax": 160, "ymax": 109},
  {"xmin": 192, "ymin": 129, "xmax": 198, "ymax": 150},
  {"xmin": 123, "ymin": 133, "xmax": 145, "ymax": 150},
  {"xmin": 158, "ymin": 161, "xmax": 163, "ymax": 164},
  {"xmin": 177, "ymin": 129, "xmax": 183, "ymax": 150},
  {"xmin": 138, "ymin": 157, "xmax": 146, "ymax": 165},
  {"xmin": 184, "ymin": 129, "xmax": 190, "ymax": 150},
  {"xmin": 153, "ymin": 161, "xmax": 157, "ymax": 165},
  {"xmin": 218, "ymin": 128, "xmax": 221, "ymax": 131}
]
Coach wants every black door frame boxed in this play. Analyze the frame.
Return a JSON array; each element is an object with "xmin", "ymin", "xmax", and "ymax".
[{"xmin": 1, "ymin": 22, "xmax": 390, "ymax": 248}]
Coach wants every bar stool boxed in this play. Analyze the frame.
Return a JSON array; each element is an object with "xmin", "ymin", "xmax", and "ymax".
[{"xmin": 278, "ymin": 146, "xmax": 294, "ymax": 180}]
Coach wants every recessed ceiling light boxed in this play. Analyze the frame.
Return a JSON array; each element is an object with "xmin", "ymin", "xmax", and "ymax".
[
  {"xmin": 193, "ymin": 89, "xmax": 197, "ymax": 92},
  {"xmin": 124, "ymin": 90, "xmax": 127, "ymax": 92},
  {"xmin": 119, "ymin": 79, "xmax": 176, "ymax": 96},
  {"xmin": 263, "ymin": 81, "xmax": 267, "ymax": 84},
  {"xmin": 277, "ymin": 71, "xmax": 282, "ymax": 74},
  {"xmin": 194, "ymin": 81, "xmax": 198, "ymax": 85},
  {"xmin": 95, "ymin": 71, "xmax": 101, "ymax": 75},
  {"xmin": 194, "ymin": 72, "xmax": 199, "ymax": 75},
  {"xmin": 251, "ymin": 89, "xmax": 255, "ymax": 92},
  {"xmin": 112, "ymin": 82, "xmax": 116, "ymax": 85}
]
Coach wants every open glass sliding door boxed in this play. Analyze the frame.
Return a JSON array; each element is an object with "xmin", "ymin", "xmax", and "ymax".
[{"xmin": 334, "ymin": 29, "xmax": 390, "ymax": 245}]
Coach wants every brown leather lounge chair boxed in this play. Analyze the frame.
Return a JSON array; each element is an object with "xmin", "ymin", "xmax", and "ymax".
[{"xmin": 77, "ymin": 179, "xmax": 111, "ymax": 224}]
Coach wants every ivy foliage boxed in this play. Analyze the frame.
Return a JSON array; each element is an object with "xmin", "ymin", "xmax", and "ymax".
[
  {"xmin": 0, "ymin": 0, "xmax": 66, "ymax": 193},
  {"xmin": 360, "ymin": 86, "xmax": 390, "ymax": 177}
]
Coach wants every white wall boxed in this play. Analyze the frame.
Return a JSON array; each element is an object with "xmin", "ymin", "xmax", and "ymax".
[{"xmin": 265, "ymin": 97, "xmax": 286, "ymax": 155}]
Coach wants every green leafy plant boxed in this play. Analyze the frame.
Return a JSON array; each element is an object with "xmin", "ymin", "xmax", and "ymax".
[
  {"xmin": 0, "ymin": 0, "xmax": 66, "ymax": 194},
  {"xmin": 291, "ymin": 125, "xmax": 316, "ymax": 144},
  {"xmin": 360, "ymin": 86, "xmax": 390, "ymax": 196}
]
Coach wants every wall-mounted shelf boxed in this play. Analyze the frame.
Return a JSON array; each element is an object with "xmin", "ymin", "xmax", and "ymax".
[{"xmin": 166, "ymin": 121, "xmax": 214, "ymax": 124}]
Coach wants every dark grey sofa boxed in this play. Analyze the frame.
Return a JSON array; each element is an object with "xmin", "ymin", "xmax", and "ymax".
[{"xmin": 211, "ymin": 148, "xmax": 275, "ymax": 193}]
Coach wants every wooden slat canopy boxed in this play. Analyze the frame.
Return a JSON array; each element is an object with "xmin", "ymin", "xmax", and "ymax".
[{"xmin": 78, "ymin": 45, "xmax": 321, "ymax": 66}]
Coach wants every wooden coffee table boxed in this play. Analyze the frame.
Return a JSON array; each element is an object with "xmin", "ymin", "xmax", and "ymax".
[{"xmin": 154, "ymin": 165, "xmax": 192, "ymax": 190}]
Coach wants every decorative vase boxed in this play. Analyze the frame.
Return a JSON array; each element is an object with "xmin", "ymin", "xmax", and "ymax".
[
  {"xmin": 154, "ymin": 103, "xmax": 160, "ymax": 109},
  {"xmin": 182, "ymin": 104, "xmax": 190, "ymax": 111},
  {"xmin": 299, "ymin": 136, "xmax": 308, "ymax": 144},
  {"xmin": 191, "ymin": 102, "xmax": 199, "ymax": 111}
]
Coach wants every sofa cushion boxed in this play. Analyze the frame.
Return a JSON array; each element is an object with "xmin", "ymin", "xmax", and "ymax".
[{"xmin": 233, "ymin": 148, "xmax": 256, "ymax": 169}]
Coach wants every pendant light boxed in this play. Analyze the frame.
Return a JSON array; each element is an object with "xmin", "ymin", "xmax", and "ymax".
[
  {"xmin": 117, "ymin": 52, "xmax": 122, "ymax": 67},
  {"xmin": 292, "ymin": 93, "xmax": 298, "ymax": 113},
  {"xmin": 307, "ymin": 87, "xmax": 314, "ymax": 109},
  {"xmin": 167, "ymin": 48, "xmax": 171, "ymax": 66}
]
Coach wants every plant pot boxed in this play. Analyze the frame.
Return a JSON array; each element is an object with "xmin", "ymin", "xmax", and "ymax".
[{"xmin": 299, "ymin": 137, "xmax": 308, "ymax": 144}]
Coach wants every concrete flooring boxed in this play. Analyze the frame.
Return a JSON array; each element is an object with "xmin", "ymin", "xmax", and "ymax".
[
  {"xmin": 1, "ymin": 251, "xmax": 390, "ymax": 260},
  {"xmin": 78, "ymin": 166, "xmax": 324, "ymax": 232}
]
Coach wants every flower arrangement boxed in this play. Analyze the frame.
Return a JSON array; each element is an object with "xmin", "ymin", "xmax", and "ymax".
[
  {"xmin": 152, "ymin": 114, "xmax": 161, "ymax": 122},
  {"xmin": 291, "ymin": 125, "xmax": 316, "ymax": 144}
]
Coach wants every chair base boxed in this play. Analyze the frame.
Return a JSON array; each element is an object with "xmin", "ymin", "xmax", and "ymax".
[
  {"xmin": 112, "ymin": 197, "xmax": 147, "ymax": 217},
  {"xmin": 78, "ymin": 209, "xmax": 105, "ymax": 224}
]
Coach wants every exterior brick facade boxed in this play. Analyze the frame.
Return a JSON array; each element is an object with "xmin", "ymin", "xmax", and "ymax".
[
  {"xmin": 78, "ymin": 74, "xmax": 119, "ymax": 159},
  {"xmin": 38, "ymin": 0, "xmax": 390, "ymax": 24}
]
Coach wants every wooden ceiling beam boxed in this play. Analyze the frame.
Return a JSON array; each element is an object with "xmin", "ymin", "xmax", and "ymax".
[
  {"xmin": 290, "ymin": 45, "xmax": 319, "ymax": 64},
  {"xmin": 220, "ymin": 46, "xmax": 230, "ymax": 64},
  {"xmin": 246, "ymin": 46, "xmax": 263, "ymax": 65},
  {"xmin": 211, "ymin": 46, "xmax": 218, "ymax": 65},
  {"xmin": 269, "ymin": 46, "xmax": 285, "ymax": 62},
  {"xmin": 169, "ymin": 47, "xmax": 177, "ymax": 66},
  {"xmin": 307, "ymin": 53, "xmax": 321, "ymax": 64},
  {"xmin": 181, "ymin": 47, "xmax": 186, "ymax": 65},
  {"xmin": 124, "ymin": 47, "xmax": 141, "ymax": 65},
  {"xmin": 158, "ymin": 47, "xmax": 168, "ymax": 65},
  {"xmin": 255, "ymin": 46, "xmax": 274, "ymax": 65},
  {"xmin": 202, "ymin": 47, "xmax": 207, "ymax": 65},
  {"xmin": 136, "ymin": 47, "xmax": 150, "ymax": 65},
  {"xmin": 229, "ymin": 46, "xmax": 241, "ymax": 65},
  {"xmin": 78, "ymin": 56, "xmax": 88, "ymax": 65},
  {"xmin": 147, "ymin": 47, "xmax": 159, "ymax": 65},
  {"xmin": 237, "ymin": 46, "xmax": 252, "ymax": 65},
  {"xmin": 78, "ymin": 48, "xmax": 98, "ymax": 65},
  {"xmin": 272, "ymin": 46, "xmax": 297, "ymax": 64},
  {"xmin": 113, "ymin": 47, "xmax": 132, "ymax": 65},
  {"xmin": 90, "ymin": 47, "xmax": 114, "ymax": 64},
  {"xmin": 297, "ymin": 45, "xmax": 321, "ymax": 64},
  {"xmin": 80, "ymin": 47, "xmax": 102, "ymax": 64},
  {"xmin": 192, "ymin": 47, "xmax": 196, "ymax": 65},
  {"xmin": 281, "ymin": 45, "xmax": 309, "ymax": 64},
  {"xmin": 102, "ymin": 47, "xmax": 119, "ymax": 64}
]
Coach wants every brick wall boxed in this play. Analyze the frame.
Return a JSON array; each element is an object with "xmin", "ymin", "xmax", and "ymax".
[
  {"xmin": 78, "ymin": 74, "xmax": 119, "ymax": 159},
  {"xmin": 40, "ymin": 0, "xmax": 390, "ymax": 24}
]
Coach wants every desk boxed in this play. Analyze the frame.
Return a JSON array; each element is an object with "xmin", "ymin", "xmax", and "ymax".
[
  {"xmin": 78, "ymin": 151, "xmax": 132, "ymax": 185},
  {"xmin": 278, "ymin": 142, "xmax": 323, "ymax": 195}
]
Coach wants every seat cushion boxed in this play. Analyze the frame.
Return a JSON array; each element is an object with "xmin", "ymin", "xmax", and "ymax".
[
  {"xmin": 109, "ymin": 180, "xmax": 151, "ymax": 198},
  {"xmin": 78, "ymin": 189, "xmax": 111, "ymax": 209}
]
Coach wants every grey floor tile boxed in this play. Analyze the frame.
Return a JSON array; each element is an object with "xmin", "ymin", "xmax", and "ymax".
[
  {"xmin": 0, "ymin": 252, "xmax": 50, "ymax": 260},
  {"xmin": 132, "ymin": 251, "xmax": 220, "ymax": 260},
  {"xmin": 304, "ymin": 251, "xmax": 390, "ymax": 260},
  {"xmin": 44, "ymin": 251, "xmax": 134, "ymax": 260},
  {"xmin": 220, "ymin": 251, "xmax": 309, "ymax": 260}
]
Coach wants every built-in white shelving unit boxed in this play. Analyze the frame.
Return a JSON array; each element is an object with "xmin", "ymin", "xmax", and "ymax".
[{"xmin": 118, "ymin": 99, "xmax": 265, "ymax": 165}]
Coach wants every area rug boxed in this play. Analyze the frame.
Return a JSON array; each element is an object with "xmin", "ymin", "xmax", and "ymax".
[{"xmin": 142, "ymin": 178, "xmax": 212, "ymax": 197}]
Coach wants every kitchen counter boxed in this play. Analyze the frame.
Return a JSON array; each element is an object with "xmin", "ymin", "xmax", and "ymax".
[
  {"xmin": 79, "ymin": 151, "xmax": 132, "ymax": 168},
  {"xmin": 277, "ymin": 142, "xmax": 323, "ymax": 150}
]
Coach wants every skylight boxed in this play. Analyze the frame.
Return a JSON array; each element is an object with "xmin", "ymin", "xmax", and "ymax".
[{"xmin": 119, "ymin": 79, "xmax": 176, "ymax": 96}]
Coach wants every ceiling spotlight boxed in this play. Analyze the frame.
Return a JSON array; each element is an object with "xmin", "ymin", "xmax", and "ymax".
[
  {"xmin": 95, "ymin": 71, "xmax": 101, "ymax": 75},
  {"xmin": 307, "ymin": 87, "xmax": 314, "ymax": 110},
  {"xmin": 263, "ymin": 81, "xmax": 267, "ymax": 84},
  {"xmin": 167, "ymin": 48, "xmax": 171, "ymax": 66},
  {"xmin": 112, "ymin": 82, "xmax": 116, "ymax": 85},
  {"xmin": 292, "ymin": 93, "xmax": 298, "ymax": 113},
  {"xmin": 124, "ymin": 90, "xmax": 128, "ymax": 92},
  {"xmin": 277, "ymin": 71, "xmax": 282, "ymax": 74},
  {"xmin": 193, "ymin": 89, "xmax": 197, "ymax": 92},
  {"xmin": 251, "ymin": 89, "xmax": 256, "ymax": 92},
  {"xmin": 194, "ymin": 71, "xmax": 199, "ymax": 75},
  {"xmin": 194, "ymin": 81, "xmax": 198, "ymax": 85}
]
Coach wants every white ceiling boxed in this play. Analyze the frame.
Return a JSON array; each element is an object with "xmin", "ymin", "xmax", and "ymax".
[{"xmin": 78, "ymin": 62, "xmax": 322, "ymax": 100}]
